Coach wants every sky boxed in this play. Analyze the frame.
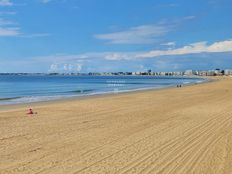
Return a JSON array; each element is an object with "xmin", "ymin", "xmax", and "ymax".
[{"xmin": 0, "ymin": 0, "xmax": 232, "ymax": 73}]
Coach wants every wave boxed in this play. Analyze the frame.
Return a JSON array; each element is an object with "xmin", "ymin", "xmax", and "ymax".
[
  {"xmin": 69, "ymin": 89, "xmax": 94, "ymax": 93},
  {"xmin": 0, "ymin": 97, "xmax": 21, "ymax": 101}
]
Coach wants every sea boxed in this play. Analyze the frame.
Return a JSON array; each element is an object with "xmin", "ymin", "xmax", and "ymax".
[{"xmin": 0, "ymin": 75, "xmax": 206, "ymax": 105}]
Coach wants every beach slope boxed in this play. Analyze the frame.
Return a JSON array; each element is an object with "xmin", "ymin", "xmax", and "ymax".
[{"xmin": 0, "ymin": 77, "xmax": 232, "ymax": 174}]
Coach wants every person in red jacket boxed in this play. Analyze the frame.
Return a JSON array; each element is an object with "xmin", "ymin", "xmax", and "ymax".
[{"xmin": 27, "ymin": 108, "xmax": 34, "ymax": 115}]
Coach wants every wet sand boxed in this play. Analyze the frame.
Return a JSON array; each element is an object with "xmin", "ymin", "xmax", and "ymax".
[{"xmin": 0, "ymin": 77, "xmax": 232, "ymax": 174}]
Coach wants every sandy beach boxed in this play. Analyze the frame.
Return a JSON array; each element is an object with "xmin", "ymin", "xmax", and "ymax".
[{"xmin": 0, "ymin": 77, "xmax": 232, "ymax": 174}]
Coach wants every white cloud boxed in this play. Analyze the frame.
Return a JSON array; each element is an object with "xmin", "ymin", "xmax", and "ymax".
[
  {"xmin": 155, "ymin": 3, "xmax": 179, "ymax": 8},
  {"xmin": 137, "ymin": 40, "xmax": 232, "ymax": 58},
  {"xmin": 40, "ymin": 0, "xmax": 52, "ymax": 3},
  {"xmin": 0, "ymin": 28, "xmax": 50, "ymax": 37},
  {"xmin": 40, "ymin": 0, "xmax": 68, "ymax": 4},
  {"xmin": 76, "ymin": 63, "xmax": 82, "ymax": 72},
  {"xmin": 97, "ymin": 39, "xmax": 232, "ymax": 59},
  {"xmin": 0, "ymin": 27, "xmax": 20, "ymax": 36},
  {"xmin": 84, "ymin": 39, "xmax": 232, "ymax": 60},
  {"xmin": 161, "ymin": 42, "xmax": 176, "ymax": 47},
  {"xmin": 33, "ymin": 54, "xmax": 92, "ymax": 63},
  {"xmin": 0, "ymin": 17, "xmax": 20, "ymax": 36},
  {"xmin": 0, "ymin": 18, "xmax": 49, "ymax": 38},
  {"xmin": 19, "ymin": 33, "xmax": 51, "ymax": 38},
  {"xmin": 94, "ymin": 16, "xmax": 196, "ymax": 45},
  {"xmin": 0, "ymin": 18, "xmax": 16, "ymax": 25},
  {"xmin": 95, "ymin": 24, "xmax": 174, "ymax": 44},
  {"xmin": 183, "ymin": 16, "xmax": 196, "ymax": 20},
  {"xmin": 0, "ymin": 11, "xmax": 16, "ymax": 15},
  {"xmin": 49, "ymin": 63, "xmax": 58, "ymax": 72},
  {"xmin": 48, "ymin": 62, "xmax": 82, "ymax": 73},
  {"xmin": 0, "ymin": 0, "xmax": 13, "ymax": 6},
  {"xmin": 104, "ymin": 53, "xmax": 133, "ymax": 60}
]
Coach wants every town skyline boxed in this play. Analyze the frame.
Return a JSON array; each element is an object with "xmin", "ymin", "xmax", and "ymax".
[{"xmin": 1, "ymin": 68, "xmax": 232, "ymax": 77}]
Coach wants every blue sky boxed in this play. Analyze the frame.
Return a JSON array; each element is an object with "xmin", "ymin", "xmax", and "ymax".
[{"xmin": 0, "ymin": 0, "xmax": 232, "ymax": 73}]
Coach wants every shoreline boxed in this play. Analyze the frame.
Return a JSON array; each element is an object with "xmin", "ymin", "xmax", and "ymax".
[{"xmin": 0, "ymin": 76, "xmax": 210, "ymax": 111}]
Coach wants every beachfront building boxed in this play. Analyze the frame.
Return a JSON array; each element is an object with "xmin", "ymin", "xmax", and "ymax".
[
  {"xmin": 159, "ymin": 72, "xmax": 166, "ymax": 76},
  {"xmin": 173, "ymin": 71, "xmax": 184, "ymax": 76},
  {"xmin": 198, "ymin": 71, "xmax": 206, "ymax": 76},
  {"xmin": 184, "ymin": 70, "xmax": 193, "ymax": 76},
  {"xmin": 224, "ymin": 69, "xmax": 232, "ymax": 76},
  {"xmin": 213, "ymin": 69, "xmax": 222, "ymax": 76},
  {"xmin": 207, "ymin": 70, "xmax": 216, "ymax": 76}
]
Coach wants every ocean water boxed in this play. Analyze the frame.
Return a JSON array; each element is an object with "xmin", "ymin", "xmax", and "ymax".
[{"xmin": 0, "ymin": 75, "xmax": 205, "ymax": 105}]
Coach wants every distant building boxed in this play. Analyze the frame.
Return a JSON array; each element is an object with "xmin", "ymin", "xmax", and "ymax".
[
  {"xmin": 213, "ymin": 69, "xmax": 223, "ymax": 76},
  {"xmin": 198, "ymin": 71, "xmax": 207, "ymax": 76},
  {"xmin": 135, "ymin": 72, "xmax": 142, "ymax": 75},
  {"xmin": 224, "ymin": 69, "xmax": 232, "ymax": 76},
  {"xmin": 207, "ymin": 70, "xmax": 215, "ymax": 76},
  {"xmin": 184, "ymin": 70, "xmax": 193, "ymax": 76},
  {"xmin": 132, "ymin": 72, "xmax": 137, "ymax": 75},
  {"xmin": 125, "ymin": 72, "xmax": 132, "ymax": 75},
  {"xmin": 159, "ymin": 72, "xmax": 166, "ymax": 76},
  {"xmin": 173, "ymin": 71, "xmax": 183, "ymax": 76}
]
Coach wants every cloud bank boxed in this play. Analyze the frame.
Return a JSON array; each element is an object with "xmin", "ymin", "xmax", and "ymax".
[
  {"xmin": 33, "ymin": 39, "xmax": 232, "ymax": 64},
  {"xmin": 137, "ymin": 40, "xmax": 232, "ymax": 58},
  {"xmin": 94, "ymin": 16, "xmax": 195, "ymax": 45},
  {"xmin": 95, "ymin": 24, "xmax": 174, "ymax": 44}
]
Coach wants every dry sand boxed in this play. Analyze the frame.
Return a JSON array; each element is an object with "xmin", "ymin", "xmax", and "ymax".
[{"xmin": 0, "ymin": 77, "xmax": 232, "ymax": 174}]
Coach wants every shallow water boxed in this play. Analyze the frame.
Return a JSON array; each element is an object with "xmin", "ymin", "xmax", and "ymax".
[{"xmin": 0, "ymin": 75, "xmax": 205, "ymax": 105}]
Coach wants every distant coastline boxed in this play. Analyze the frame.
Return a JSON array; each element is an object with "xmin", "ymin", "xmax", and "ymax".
[{"xmin": 0, "ymin": 68, "xmax": 231, "ymax": 77}]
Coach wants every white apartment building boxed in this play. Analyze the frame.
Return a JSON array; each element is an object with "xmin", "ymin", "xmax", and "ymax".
[{"xmin": 224, "ymin": 69, "xmax": 232, "ymax": 76}]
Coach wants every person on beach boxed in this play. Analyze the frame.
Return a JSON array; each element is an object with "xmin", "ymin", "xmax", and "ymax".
[
  {"xmin": 27, "ymin": 108, "xmax": 37, "ymax": 115},
  {"xmin": 27, "ymin": 108, "xmax": 33, "ymax": 114}
]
